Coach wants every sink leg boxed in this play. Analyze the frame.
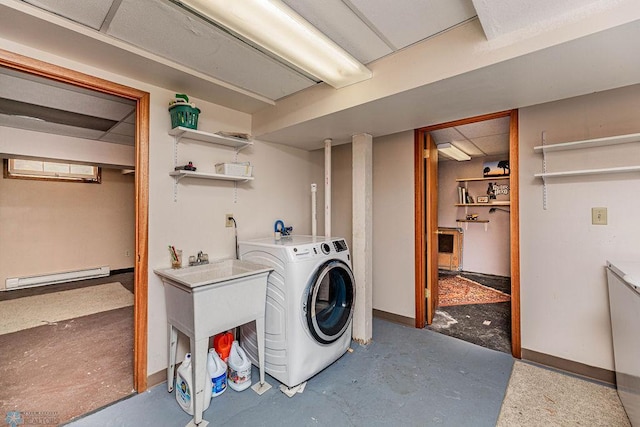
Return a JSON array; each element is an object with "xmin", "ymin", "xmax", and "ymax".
[
  {"xmin": 190, "ymin": 338, "xmax": 209, "ymax": 426},
  {"xmin": 256, "ymin": 317, "xmax": 266, "ymax": 385},
  {"xmin": 168, "ymin": 324, "xmax": 178, "ymax": 392}
]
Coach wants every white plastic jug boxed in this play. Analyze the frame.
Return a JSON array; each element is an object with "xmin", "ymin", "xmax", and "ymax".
[
  {"xmin": 175, "ymin": 353, "xmax": 212, "ymax": 415},
  {"xmin": 227, "ymin": 341, "xmax": 252, "ymax": 392},
  {"xmin": 207, "ymin": 348, "xmax": 227, "ymax": 397}
]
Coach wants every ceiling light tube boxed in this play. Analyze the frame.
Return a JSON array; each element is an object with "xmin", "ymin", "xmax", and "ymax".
[
  {"xmin": 177, "ymin": 0, "xmax": 372, "ymax": 88},
  {"xmin": 437, "ymin": 143, "xmax": 471, "ymax": 161}
]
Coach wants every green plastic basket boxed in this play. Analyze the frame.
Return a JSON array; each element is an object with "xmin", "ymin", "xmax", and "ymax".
[{"xmin": 169, "ymin": 104, "xmax": 201, "ymax": 129}]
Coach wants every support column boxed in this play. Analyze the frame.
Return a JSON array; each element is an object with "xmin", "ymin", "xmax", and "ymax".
[
  {"xmin": 324, "ymin": 139, "xmax": 332, "ymax": 238},
  {"xmin": 352, "ymin": 133, "xmax": 372, "ymax": 344}
]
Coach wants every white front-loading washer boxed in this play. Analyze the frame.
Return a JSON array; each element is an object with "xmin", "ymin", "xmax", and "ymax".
[{"xmin": 238, "ymin": 235, "xmax": 355, "ymax": 388}]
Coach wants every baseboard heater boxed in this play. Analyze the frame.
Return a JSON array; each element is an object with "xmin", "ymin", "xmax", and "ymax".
[{"xmin": 5, "ymin": 266, "xmax": 110, "ymax": 290}]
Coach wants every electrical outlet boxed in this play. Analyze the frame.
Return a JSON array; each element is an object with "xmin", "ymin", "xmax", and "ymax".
[
  {"xmin": 225, "ymin": 214, "xmax": 234, "ymax": 227},
  {"xmin": 592, "ymin": 207, "xmax": 607, "ymax": 225},
  {"xmin": 124, "ymin": 250, "xmax": 131, "ymax": 257}
]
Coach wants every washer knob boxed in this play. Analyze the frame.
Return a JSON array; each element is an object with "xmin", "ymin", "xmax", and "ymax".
[{"xmin": 321, "ymin": 243, "xmax": 331, "ymax": 254}]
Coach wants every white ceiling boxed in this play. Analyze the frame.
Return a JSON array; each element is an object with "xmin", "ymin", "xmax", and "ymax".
[
  {"xmin": 0, "ymin": 66, "xmax": 136, "ymax": 145},
  {"xmin": 472, "ymin": 0, "xmax": 613, "ymax": 40},
  {"xmin": 18, "ymin": 0, "xmax": 478, "ymax": 101},
  {"xmin": 431, "ymin": 116, "xmax": 510, "ymax": 160},
  {"xmin": 0, "ymin": 0, "xmax": 638, "ymax": 154}
]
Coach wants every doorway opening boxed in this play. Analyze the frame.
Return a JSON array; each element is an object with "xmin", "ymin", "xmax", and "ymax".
[
  {"xmin": 0, "ymin": 49, "xmax": 150, "ymax": 417},
  {"xmin": 414, "ymin": 110, "xmax": 521, "ymax": 358}
]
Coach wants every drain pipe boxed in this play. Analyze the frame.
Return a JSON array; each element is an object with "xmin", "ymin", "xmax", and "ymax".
[
  {"xmin": 311, "ymin": 183, "xmax": 317, "ymax": 237},
  {"xmin": 324, "ymin": 139, "xmax": 332, "ymax": 239}
]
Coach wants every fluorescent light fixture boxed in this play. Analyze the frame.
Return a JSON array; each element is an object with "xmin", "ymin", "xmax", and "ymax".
[
  {"xmin": 437, "ymin": 143, "xmax": 471, "ymax": 161},
  {"xmin": 177, "ymin": 0, "xmax": 372, "ymax": 89}
]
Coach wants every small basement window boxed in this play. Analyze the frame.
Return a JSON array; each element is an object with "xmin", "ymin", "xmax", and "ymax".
[{"xmin": 3, "ymin": 159, "xmax": 101, "ymax": 183}]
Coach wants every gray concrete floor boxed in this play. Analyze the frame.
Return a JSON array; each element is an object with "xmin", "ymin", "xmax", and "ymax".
[{"xmin": 66, "ymin": 318, "xmax": 514, "ymax": 427}]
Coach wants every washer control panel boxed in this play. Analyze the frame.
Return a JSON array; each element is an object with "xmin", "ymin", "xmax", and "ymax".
[
  {"xmin": 333, "ymin": 239, "xmax": 348, "ymax": 252},
  {"xmin": 288, "ymin": 239, "xmax": 349, "ymax": 260}
]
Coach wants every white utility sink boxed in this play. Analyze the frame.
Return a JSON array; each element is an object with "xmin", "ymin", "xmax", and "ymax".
[
  {"xmin": 154, "ymin": 258, "xmax": 272, "ymax": 289},
  {"xmin": 154, "ymin": 258, "xmax": 273, "ymax": 426}
]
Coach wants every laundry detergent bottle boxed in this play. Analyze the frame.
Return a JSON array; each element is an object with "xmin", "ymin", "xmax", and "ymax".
[
  {"xmin": 213, "ymin": 332, "xmax": 233, "ymax": 362},
  {"xmin": 175, "ymin": 353, "xmax": 212, "ymax": 415},
  {"xmin": 227, "ymin": 341, "xmax": 252, "ymax": 391},
  {"xmin": 207, "ymin": 348, "xmax": 227, "ymax": 397}
]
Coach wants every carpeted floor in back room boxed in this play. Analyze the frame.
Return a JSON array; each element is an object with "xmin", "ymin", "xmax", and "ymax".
[{"xmin": 0, "ymin": 272, "xmax": 135, "ymax": 425}]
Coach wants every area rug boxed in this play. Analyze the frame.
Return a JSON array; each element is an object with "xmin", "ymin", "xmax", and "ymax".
[
  {"xmin": 439, "ymin": 275, "xmax": 511, "ymax": 307},
  {"xmin": 0, "ymin": 282, "xmax": 133, "ymax": 335},
  {"xmin": 0, "ymin": 307, "xmax": 134, "ymax": 425}
]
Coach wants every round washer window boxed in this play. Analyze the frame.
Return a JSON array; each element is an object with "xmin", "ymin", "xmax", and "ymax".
[{"xmin": 305, "ymin": 260, "xmax": 355, "ymax": 344}]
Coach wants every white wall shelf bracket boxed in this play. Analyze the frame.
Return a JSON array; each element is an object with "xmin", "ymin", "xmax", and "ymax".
[
  {"xmin": 233, "ymin": 181, "xmax": 238, "ymax": 204},
  {"xmin": 541, "ymin": 131, "xmax": 548, "ymax": 210},
  {"xmin": 173, "ymin": 137, "xmax": 180, "ymax": 202}
]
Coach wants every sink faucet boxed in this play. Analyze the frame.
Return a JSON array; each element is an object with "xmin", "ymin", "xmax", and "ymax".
[{"xmin": 189, "ymin": 251, "xmax": 209, "ymax": 266}]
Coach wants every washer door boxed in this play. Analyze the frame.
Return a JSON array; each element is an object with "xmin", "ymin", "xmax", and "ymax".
[{"xmin": 305, "ymin": 259, "xmax": 355, "ymax": 344}]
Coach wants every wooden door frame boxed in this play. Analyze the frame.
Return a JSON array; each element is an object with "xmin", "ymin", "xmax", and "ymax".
[
  {"xmin": 424, "ymin": 133, "xmax": 439, "ymax": 325},
  {"xmin": 414, "ymin": 110, "xmax": 521, "ymax": 358},
  {"xmin": 0, "ymin": 48, "xmax": 150, "ymax": 389}
]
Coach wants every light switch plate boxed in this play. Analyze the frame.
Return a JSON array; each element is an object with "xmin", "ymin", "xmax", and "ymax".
[{"xmin": 592, "ymin": 207, "xmax": 607, "ymax": 225}]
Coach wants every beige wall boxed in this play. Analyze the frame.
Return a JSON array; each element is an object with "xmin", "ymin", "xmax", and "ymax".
[
  {"xmin": 329, "ymin": 143, "xmax": 353, "ymax": 246},
  {"xmin": 0, "ymin": 167, "xmax": 135, "ymax": 289},
  {"xmin": 438, "ymin": 156, "xmax": 511, "ymax": 277},
  {"xmin": 519, "ymin": 84, "xmax": 640, "ymax": 371},
  {"xmin": 329, "ymin": 133, "xmax": 416, "ymax": 320},
  {"xmin": 308, "ymin": 142, "xmax": 353, "ymax": 245},
  {"xmin": 330, "ymin": 132, "xmax": 415, "ymax": 319},
  {"xmin": 371, "ymin": 131, "xmax": 416, "ymax": 318}
]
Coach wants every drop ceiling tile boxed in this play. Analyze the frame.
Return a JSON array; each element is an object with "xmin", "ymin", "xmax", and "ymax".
[
  {"xmin": 429, "ymin": 127, "xmax": 464, "ymax": 144},
  {"xmin": 0, "ymin": 71, "xmax": 136, "ymax": 120},
  {"xmin": 108, "ymin": 0, "xmax": 315, "ymax": 100},
  {"xmin": 282, "ymin": 0, "xmax": 392, "ymax": 64},
  {"xmin": 452, "ymin": 140, "xmax": 485, "ymax": 156},
  {"xmin": 0, "ymin": 115, "xmax": 106, "ymax": 140},
  {"xmin": 349, "ymin": 0, "xmax": 477, "ymax": 49},
  {"xmin": 472, "ymin": 0, "xmax": 605, "ymax": 40},
  {"xmin": 123, "ymin": 112, "xmax": 136, "ymax": 124},
  {"xmin": 455, "ymin": 116, "xmax": 510, "ymax": 139},
  {"xmin": 109, "ymin": 122, "xmax": 135, "ymax": 137},
  {"xmin": 21, "ymin": 0, "xmax": 115, "ymax": 30},
  {"xmin": 469, "ymin": 134, "xmax": 509, "ymax": 156}
]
